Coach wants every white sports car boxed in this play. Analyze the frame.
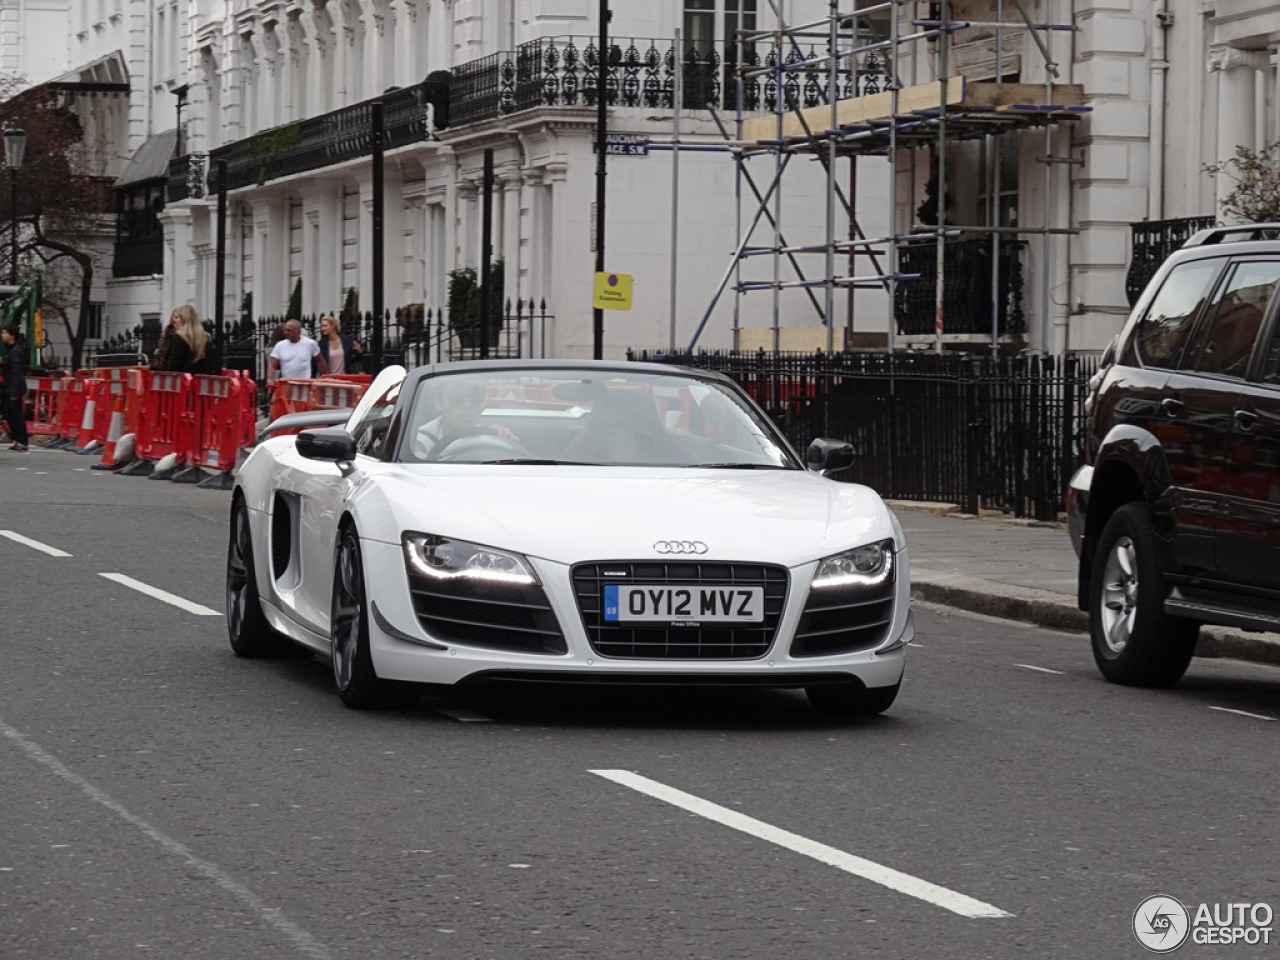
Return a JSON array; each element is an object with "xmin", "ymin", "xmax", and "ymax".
[{"xmin": 226, "ymin": 360, "xmax": 913, "ymax": 714}]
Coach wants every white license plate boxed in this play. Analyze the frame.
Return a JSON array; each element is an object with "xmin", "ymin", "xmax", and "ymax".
[{"xmin": 602, "ymin": 584, "xmax": 764, "ymax": 624}]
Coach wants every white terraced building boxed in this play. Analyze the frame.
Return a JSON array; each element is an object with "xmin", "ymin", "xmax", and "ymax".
[{"xmin": 4, "ymin": 0, "xmax": 1280, "ymax": 360}]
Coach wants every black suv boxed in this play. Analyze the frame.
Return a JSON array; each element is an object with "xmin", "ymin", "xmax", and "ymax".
[{"xmin": 1069, "ymin": 224, "xmax": 1280, "ymax": 687}]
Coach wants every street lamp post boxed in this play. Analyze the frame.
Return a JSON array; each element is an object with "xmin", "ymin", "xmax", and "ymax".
[
  {"xmin": 593, "ymin": 0, "xmax": 609, "ymax": 359},
  {"xmin": 4, "ymin": 124, "xmax": 27, "ymax": 286}
]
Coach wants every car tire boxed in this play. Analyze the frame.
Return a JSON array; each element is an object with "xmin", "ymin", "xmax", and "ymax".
[
  {"xmin": 806, "ymin": 680, "xmax": 900, "ymax": 717},
  {"xmin": 1089, "ymin": 502, "xmax": 1198, "ymax": 687},
  {"xmin": 226, "ymin": 498, "xmax": 289, "ymax": 657},
  {"xmin": 331, "ymin": 526, "xmax": 406, "ymax": 709}
]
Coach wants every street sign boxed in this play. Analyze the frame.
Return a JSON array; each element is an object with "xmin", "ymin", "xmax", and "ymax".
[
  {"xmin": 594, "ymin": 134, "xmax": 650, "ymax": 157},
  {"xmin": 593, "ymin": 272, "xmax": 634, "ymax": 311}
]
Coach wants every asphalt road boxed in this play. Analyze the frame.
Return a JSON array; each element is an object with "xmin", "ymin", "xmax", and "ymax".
[{"xmin": 2, "ymin": 450, "xmax": 1278, "ymax": 959}]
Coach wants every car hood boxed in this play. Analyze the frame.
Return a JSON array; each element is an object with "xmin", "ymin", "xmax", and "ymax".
[{"xmin": 362, "ymin": 468, "xmax": 897, "ymax": 567}]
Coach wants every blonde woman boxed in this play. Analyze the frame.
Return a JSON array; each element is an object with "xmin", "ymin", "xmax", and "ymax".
[
  {"xmin": 317, "ymin": 314, "xmax": 363, "ymax": 375},
  {"xmin": 163, "ymin": 304, "xmax": 214, "ymax": 374}
]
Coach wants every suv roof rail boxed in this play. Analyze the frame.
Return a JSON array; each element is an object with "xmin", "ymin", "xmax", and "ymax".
[{"xmin": 1183, "ymin": 224, "xmax": 1280, "ymax": 247}]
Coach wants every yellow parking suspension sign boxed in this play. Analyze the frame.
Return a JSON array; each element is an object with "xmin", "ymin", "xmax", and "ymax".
[{"xmin": 593, "ymin": 272, "xmax": 634, "ymax": 311}]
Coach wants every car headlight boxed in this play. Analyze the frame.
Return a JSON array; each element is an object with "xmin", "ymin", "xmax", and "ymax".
[
  {"xmin": 811, "ymin": 539, "xmax": 895, "ymax": 589},
  {"xmin": 402, "ymin": 533, "xmax": 539, "ymax": 586}
]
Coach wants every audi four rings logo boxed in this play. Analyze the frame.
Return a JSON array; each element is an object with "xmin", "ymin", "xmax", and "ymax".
[{"xmin": 653, "ymin": 540, "xmax": 708, "ymax": 555}]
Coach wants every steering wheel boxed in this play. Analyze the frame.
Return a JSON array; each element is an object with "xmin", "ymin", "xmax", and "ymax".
[{"xmin": 427, "ymin": 428, "xmax": 531, "ymax": 462}]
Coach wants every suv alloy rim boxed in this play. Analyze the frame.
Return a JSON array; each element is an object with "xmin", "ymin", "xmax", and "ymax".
[{"xmin": 1100, "ymin": 534, "xmax": 1139, "ymax": 654}]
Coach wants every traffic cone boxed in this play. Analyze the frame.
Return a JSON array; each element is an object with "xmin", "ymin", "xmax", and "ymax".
[
  {"xmin": 90, "ymin": 394, "xmax": 127, "ymax": 470},
  {"xmin": 74, "ymin": 386, "xmax": 101, "ymax": 455}
]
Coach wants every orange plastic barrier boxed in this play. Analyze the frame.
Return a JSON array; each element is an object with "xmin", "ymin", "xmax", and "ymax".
[
  {"xmin": 135, "ymin": 371, "xmax": 193, "ymax": 465},
  {"xmin": 188, "ymin": 374, "xmax": 245, "ymax": 477},
  {"xmin": 24, "ymin": 375, "xmax": 67, "ymax": 438},
  {"xmin": 267, "ymin": 379, "xmax": 319, "ymax": 424},
  {"xmin": 47, "ymin": 373, "xmax": 91, "ymax": 449},
  {"xmin": 309, "ymin": 379, "xmax": 366, "ymax": 411}
]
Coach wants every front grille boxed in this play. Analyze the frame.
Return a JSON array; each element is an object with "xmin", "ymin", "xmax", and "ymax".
[
  {"xmin": 791, "ymin": 573, "xmax": 896, "ymax": 657},
  {"xmin": 572, "ymin": 561, "xmax": 789, "ymax": 660},
  {"xmin": 409, "ymin": 577, "xmax": 566, "ymax": 655}
]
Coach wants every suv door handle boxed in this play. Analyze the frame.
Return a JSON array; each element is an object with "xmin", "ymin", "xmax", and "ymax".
[
  {"xmin": 1160, "ymin": 397, "xmax": 1184, "ymax": 417},
  {"xmin": 1234, "ymin": 408, "xmax": 1259, "ymax": 430}
]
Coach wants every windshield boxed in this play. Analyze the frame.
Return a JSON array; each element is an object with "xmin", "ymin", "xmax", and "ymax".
[{"xmin": 401, "ymin": 369, "xmax": 798, "ymax": 468}]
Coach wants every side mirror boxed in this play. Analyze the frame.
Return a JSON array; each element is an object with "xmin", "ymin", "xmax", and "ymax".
[
  {"xmin": 805, "ymin": 437, "xmax": 855, "ymax": 474},
  {"xmin": 297, "ymin": 427, "xmax": 358, "ymax": 471}
]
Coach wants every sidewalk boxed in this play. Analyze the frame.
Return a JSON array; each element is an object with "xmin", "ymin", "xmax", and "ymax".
[{"xmin": 890, "ymin": 501, "xmax": 1280, "ymax": 669}]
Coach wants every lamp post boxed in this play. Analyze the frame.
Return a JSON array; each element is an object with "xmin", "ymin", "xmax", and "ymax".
[
  {"xmin": 593, "ymin": 0, "xmax": 609, "ymax": 359},
  {"xmin": 4, "ymin": 124, "xmax": 26, "ymax": 286}
]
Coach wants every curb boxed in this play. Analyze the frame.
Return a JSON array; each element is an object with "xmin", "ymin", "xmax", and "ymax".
[{"xmin": 911, "ymin": 572, "xmax": 1280, "ymax": 669}]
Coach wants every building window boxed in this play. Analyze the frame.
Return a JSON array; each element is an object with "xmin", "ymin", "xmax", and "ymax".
[
  {"xmin": 116, "ymin": 182, "xmax": 166, "ymax": 242},
  {"xmin": 84, "ymin": 302, "xmax": 105, "ymax": 340},
  {"xmin": 684, "ymin": 0, "xmax": 757, "ymax": 48}
]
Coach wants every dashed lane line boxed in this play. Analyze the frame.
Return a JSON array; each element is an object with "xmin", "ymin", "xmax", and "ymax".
[
  {"xmin": 1014, "ymin": 663, "xmax": 1065, "ymax": 675},
  {"xmin": 98, "ymin": 573, "xmax": 221, "ymax": 617},
  {"xmin": 591, "ymin": 769, "xmax": 1013, "ymax": 919},
  {"xmin": 0, "ymin": 530, "xmax": 73, "ymax": 557},
  {"xmin": 0, "ymin": 716, "xmax": 333, "ymax": 960},
  {"xmin": 1208, "ymin": 706, "xmax": 1275, "ymax": 722}
]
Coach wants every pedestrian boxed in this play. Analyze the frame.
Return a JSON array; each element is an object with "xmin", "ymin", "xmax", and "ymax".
[
  {"xmin": 1, "ymin": 323, "xmax": 30, "ymax": 452},
  {"xmin": 159, "ymin": 305, "xmax": 216, "ymax": 374},
  {"xmin": 317, "ymin": 314, "xmax": 364, "ymax": 375},
  {"xmin": 266, "ymin": 319, "xmax": 327, "ymax": 386}
]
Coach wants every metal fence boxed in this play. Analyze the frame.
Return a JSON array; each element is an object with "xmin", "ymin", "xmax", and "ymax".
[
  {"xmin": 633, "ymin": 349, "xmax": 1100, "ymax": 521},
  {"xmin": 85, "ymin": 299, "xmax": 554, "ymax": 383}
]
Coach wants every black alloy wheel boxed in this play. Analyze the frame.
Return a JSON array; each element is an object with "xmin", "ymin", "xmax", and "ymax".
[
  {"xmin": 331, "ymin": 527, "xmax": 400, "ymax": 709},
  {"xmin": 226, "ymin": 499, "xmax": 287, "ymax": 657}
]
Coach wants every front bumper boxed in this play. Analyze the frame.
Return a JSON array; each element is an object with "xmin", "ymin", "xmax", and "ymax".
[{"xmin": 360, "ymin": 539, "xmax": 912, "ymax": 691}]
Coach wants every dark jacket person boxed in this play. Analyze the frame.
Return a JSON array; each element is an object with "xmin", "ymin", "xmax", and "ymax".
[{"xmin": 1, "ymin": 323, "xmax": 30, "ymax": 451}]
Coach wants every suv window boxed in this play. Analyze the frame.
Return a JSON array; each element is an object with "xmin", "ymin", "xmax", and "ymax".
[
  {"xmin": 1184, "ymin": 260, "xmax": 1280, "ymax": 377},
  {"xmin": 1133, "ymin": 259, "xmax": 1221, "ymax": 369},
  {"xmin": 351, "ymin": 380, "xmax": 401, "ymax": 457}
]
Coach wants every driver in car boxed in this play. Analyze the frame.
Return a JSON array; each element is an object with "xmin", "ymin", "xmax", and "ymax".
[{"xmin": 415, "ymin": 379, "xmax": 518, "ymax": 458}]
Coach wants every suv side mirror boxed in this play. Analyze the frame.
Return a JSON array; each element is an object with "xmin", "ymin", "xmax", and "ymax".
[
  {"xmin": 805, "ymin": 438, "xmax": 855, "ymax": 474},
  {"xmin": 297, "ymin": 427, "xmax": 358, "ymax": 470}
]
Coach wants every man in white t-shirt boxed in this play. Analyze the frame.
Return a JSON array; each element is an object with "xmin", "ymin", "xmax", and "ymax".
[{"xmin": 266, "ymin": 320, "xmax": 328, "ymax": 385}]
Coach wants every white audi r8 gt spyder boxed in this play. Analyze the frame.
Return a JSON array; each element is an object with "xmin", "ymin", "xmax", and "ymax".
[{"xmin": 226, "ymin": 360, "xmax": 913, "ymax": 714}]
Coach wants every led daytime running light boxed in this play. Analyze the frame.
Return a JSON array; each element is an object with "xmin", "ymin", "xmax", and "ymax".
[
  {"xmin": 402, "ymin": 534, "xmax": 537, "ymax": 585},
  {"xmin": 812, "ymin": 541, "xmax": 894, "ymax": 589}
]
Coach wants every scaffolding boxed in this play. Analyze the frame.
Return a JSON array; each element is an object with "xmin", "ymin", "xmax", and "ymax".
[{"xmin": 684, "ymin": 0, "xmax": 1088, "ymax": 355}]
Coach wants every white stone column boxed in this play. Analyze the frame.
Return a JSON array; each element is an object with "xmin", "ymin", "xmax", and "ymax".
[
  {"xmin": 308, "ymin": 181, "xmax": 345, "ymax": 312},
  {"xmin": 360, "ymin": 0, "xmax": 380, "ymax": 99},
  {"xmin": 252, "ymin": 197, "xmax": 290, "ymax": 319},
  {"xmin": 357, "ymin": 177, "xmax": 373, "ymax": 315},
  {"xmin": 522, "ymin": 166, "xmax": 545, "ymax": 311},
  {"xmin": 1209, "ymin": 45, "xmax": 1266, "ymax": 218},
  {"xmin": 545, "ymin": 161, "xmax": 569, "ymax": 356},
  {"xmin": 393, "ymin": 0, "xmax": 416, "ymax": 88},
  {"xmin": 159, "ymin": 206, "xmax": 195, "ymax": 313},
  {"xmin": 500, "ymin": 170, "xmax": 521, "ymax": 304},
  {"xmin": 381, "ymin": 167, "xmax": 406, "ymax": 313},
  {"xmin": 457, "ymin": 179, "xmax": 478, "ymax": 269}
]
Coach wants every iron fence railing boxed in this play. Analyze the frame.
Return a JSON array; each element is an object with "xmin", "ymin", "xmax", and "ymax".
[
  {"xmin": 631, "ymin": 349, "xmax": 1100, "ymax": 521},
  {"xmin": 87, "ymin": 300, "xmax": 554, "ymax": 385},
  {"xmin": 1125, "ymin": 217, "xmax": 1217, "ymax": 306}
]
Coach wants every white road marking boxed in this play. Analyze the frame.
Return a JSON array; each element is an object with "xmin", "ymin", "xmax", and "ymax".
[
  {"xmin": 0, "ymin": 530, "xmax": 72, "ymax": 557},
  {"xmin": 591, "ymin": 770, "xmax": 1013, "ymax": 919},
  {"xmin": 98, "ymin": 573, "xmax": 221, "ymax": 616},
  {"xmin": 0, "ymin": 717, "xmax": 333, "ymax": 959},
  {"xmin": 1208, "ymin": 706, "xmax": 1275, "ymax": 722},
  {"xmin": 1014, "ymin": 663, "xmax": 1064, "ymax": 675}
]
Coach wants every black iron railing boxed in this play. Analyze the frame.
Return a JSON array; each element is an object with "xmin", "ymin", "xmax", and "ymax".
[
  {"xmin": 168, "ymin": 38, "xmax": 891, "ymax": 200},
  {"xmin": 630, "ymin": 349, "xmax": 1098, "ymax": 521},
  {"xmin": 455, "ymin": 35, "xmax": 892, "ymax": 126},
  {"xmin": 1125, "ymin": 217, "xmax": 1216, "ymax": 306},
  {"xmin": 895, "ymin": 234, "xmax": 1026, "ymax": 337}
]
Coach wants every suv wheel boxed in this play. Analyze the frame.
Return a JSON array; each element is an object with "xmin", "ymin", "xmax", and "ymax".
[{"xmin": 1089, "ymin": 502, "xmax": 1198, "ymax": 687}]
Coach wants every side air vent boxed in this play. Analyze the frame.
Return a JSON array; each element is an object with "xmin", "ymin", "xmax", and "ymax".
[{"xmin": 271, "ymin": 493, "xmax": 292, "ymax": 580}]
